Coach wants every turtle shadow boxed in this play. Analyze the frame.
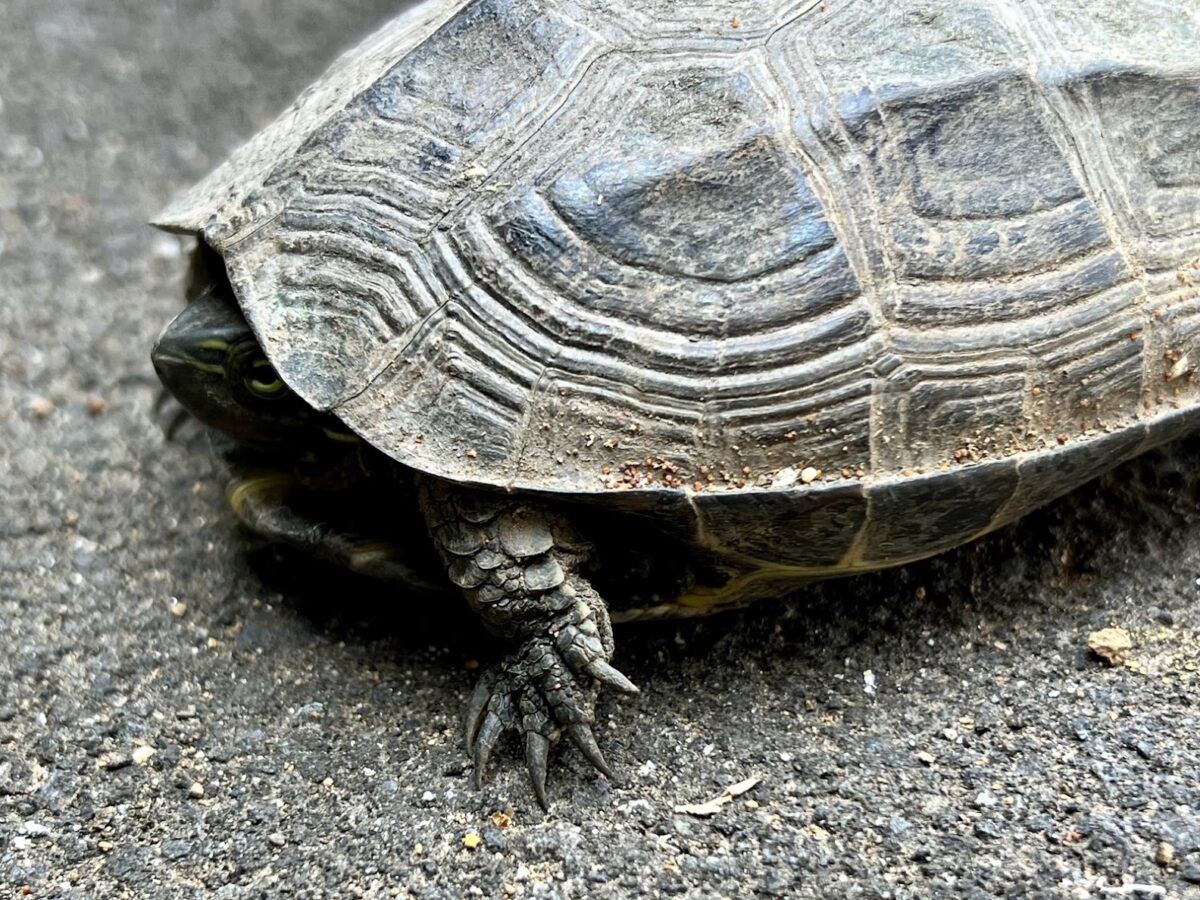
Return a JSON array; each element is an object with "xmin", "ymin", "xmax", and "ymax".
[
  {"xmin": 615, "ymin": 433, "xmax": 1200, "ymax": 688},
  {"xmin": 237, "ymin": 433, "xmax": 1200, "ymax": 700},
  {"xmin": 241, "ymin": 541, "xmax": 490, "ymax": 652}
]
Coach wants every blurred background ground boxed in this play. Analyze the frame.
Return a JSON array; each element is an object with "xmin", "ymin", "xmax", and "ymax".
[{"xmin": 0, "ymin": 2, "xmax": 1198, "ymax": 897}]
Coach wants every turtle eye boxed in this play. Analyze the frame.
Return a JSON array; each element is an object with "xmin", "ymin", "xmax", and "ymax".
[
  {"xmin": 243, "ymin": 357, "xmax": 287, "ymax": 398},
  {"xmin": 227, "ymin": 339, "xmax": 292, "ymax": 406}
]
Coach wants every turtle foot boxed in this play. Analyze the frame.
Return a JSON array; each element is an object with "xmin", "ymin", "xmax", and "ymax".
[
  {"xmin": 464, "ymin": 608, "xmax": 637, "ymax": 810},
  {"xmin": 419, "ymin": 477, "xmax": 637, "ymax": 807}
]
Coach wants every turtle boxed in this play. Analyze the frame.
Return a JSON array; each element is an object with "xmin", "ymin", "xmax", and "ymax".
[{"xmin": 152, "ymin": 0, "xmax": 1200, "ymax": 807}]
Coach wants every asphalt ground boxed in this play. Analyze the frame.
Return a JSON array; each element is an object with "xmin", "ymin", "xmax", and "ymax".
[{"xmin": 1, "ymin": 2, "xmax": 1198, "ymax": 897}]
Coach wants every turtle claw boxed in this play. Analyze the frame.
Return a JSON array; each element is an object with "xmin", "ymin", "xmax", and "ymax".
[
  {"xmin": 471, "ymin": 710, "xmax": 504, "ymax": 787},
  {"xmin": 568, "ymin": 723, "xmax": 612, "ymax": 779},
  {"xmin": 586, "ymin": 658, "xmax": 639, "ymax": 695},
  {"xmin": 464, "ymin": 677, "xmax": 492, "ymax": 751},
  {"xmin": 526, "ymin": 732, "xmax": 551, "ymax": 810},
  {"xmin": 464, "ymin": 631, "xmax": 633, "ymax": 806}
]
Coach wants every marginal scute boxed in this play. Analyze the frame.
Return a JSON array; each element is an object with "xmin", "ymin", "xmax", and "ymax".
[
  {"xmin": 859, "ymin": 462, "xmax": 1019, "ymax": 566},
  {"xmin": 998, "ymin": 427, "xmax": 1146, "ymax": 525},
  {"xmin": 695, "ymin": 484, "xmax": 867, "ymax": 570}
]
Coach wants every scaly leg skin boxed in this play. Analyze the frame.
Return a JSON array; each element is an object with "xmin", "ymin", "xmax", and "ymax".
[
  {"xmin": 225, "ymin": 466, "xmax": 449, "ymax": 593},
  {"xmin": 417, "ymin": 477, "xmax": 638, "ymax": 808}
]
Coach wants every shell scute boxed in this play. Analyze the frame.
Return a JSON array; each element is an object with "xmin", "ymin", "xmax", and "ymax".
[{"xmin": 160, "ymin": 0, "xmax": 1200, "ymax": 578}]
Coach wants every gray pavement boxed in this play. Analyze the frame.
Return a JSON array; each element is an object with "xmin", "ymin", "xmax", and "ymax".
[{"xmin": 1, "ymin": 2, "xmax": 1199, "ymax": 897}]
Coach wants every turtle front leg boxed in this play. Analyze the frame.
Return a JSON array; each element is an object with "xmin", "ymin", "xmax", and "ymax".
[{"xmin": 417, "ymin": 477, "xmax": 637, "ymax": 808}]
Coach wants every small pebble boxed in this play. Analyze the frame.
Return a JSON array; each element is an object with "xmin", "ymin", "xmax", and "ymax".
[
  {"xmin": 772, "ymin": 466, "xmax": 800, "ymax": 488},
  {"xmin": 1156, "ymin": 841, "xmax": 1175, "ymax": 868},
  {"xmin": 30, "ymin": 397, "xmax": 54, "ymax": 418},
  {"xmin": 1088, "ymin": 627, "xmax": 1133, "ymax": 666},
  {"xmin": 132, "ymin": 746, "xmax": 156, "ymax": 765},
  {"xmin": 268, "ymin": 833, "xmax": 286, "ymax": 847},
  {"xmin": 482, "ymin": 825, "xmax": 505, "ymax": 852},
  {"xmin": 187, "ymin": 781, "xmax": 205, "ymax": 799},
  {"xmin": 168, "ymin": 599, "xmax": 187, "ymax": 618},
  {"xmin": 101, "ymin": 753, "xmax": 132, "ymax": 771},
  {"xmin": 974, "ymin": 790, "xmax": 998, "ymax": 809},
  {"xmin": 85, "ymin": 394, "xmax": 108, "ymax": 415}
]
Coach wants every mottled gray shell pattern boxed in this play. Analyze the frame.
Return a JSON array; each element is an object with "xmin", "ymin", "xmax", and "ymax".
[{"xmin": 158, "ymin": 0, "xmax": 1200, "ymax": 573}]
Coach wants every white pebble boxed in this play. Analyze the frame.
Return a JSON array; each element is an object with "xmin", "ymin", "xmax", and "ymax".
[{"xmin": 772, "ymin": 466, "xmax": 800, "ymax": 488}]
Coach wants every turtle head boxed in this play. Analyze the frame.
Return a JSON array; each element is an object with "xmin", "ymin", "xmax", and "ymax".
[{"xmin": 152, "ymin": 255, "xmax": 355, "ymax": 454}]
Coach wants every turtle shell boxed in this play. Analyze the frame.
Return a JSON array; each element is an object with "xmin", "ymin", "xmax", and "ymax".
[{"xmin": 157, "ymin": 0, "xmax": 1200, "ymax": 579}]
